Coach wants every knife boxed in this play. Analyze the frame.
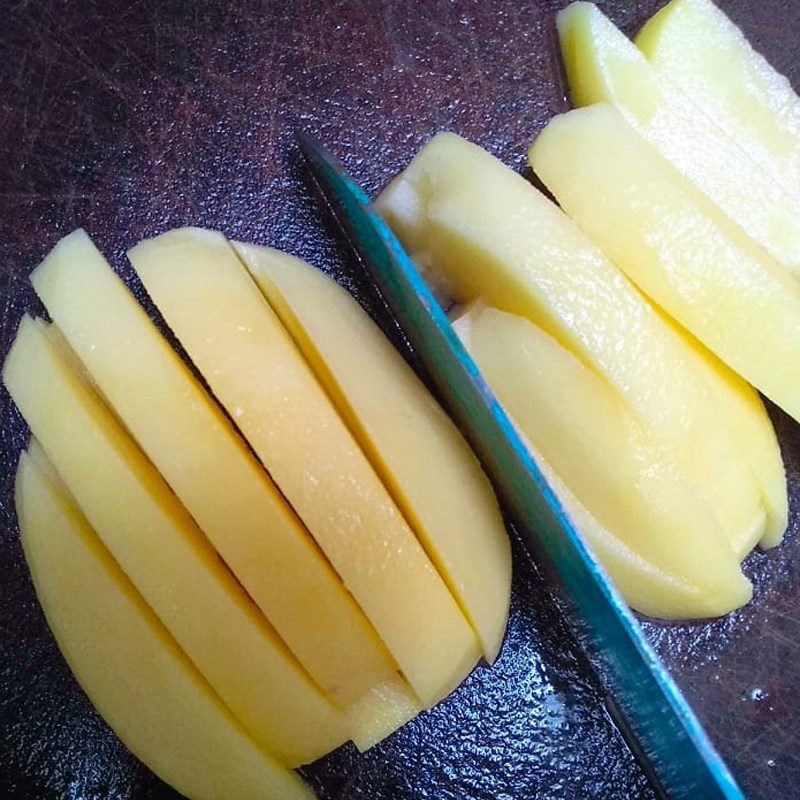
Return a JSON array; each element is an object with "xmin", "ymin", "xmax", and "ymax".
[{"xmin": 296, "ymin": 132, "xmax": 746, "ymax": 800}]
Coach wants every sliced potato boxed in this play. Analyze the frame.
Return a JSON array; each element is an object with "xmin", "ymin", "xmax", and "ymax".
[
  {"xmin": 530, "ymin": 103, "xmax": 800, "ymax": 431},
  {"xmin": 3, "ymin": 316, "xmax": 348, "ymax": 767},
  {"xmin": 31, "ymin": 229, "xmax": 415, "ymax": 740},
  {"xmin": 557, "ymin": 1, "xmax": 800, "ymax": 279},
  {"xmin": 376, "ymin": 132, "xmax": 764, "ymax": 558},
  {"xmin": 454, "ymin": 305, "xmax": 751, "ymax": 617},
  {"xmin": 651, "ymin": 308, "xmax": 787, "ymax": 547},
  {"xmin": 17, "ymin": 442, "xmax": 312, "ymax": 800},
  {"xmin": 129, "ymin": 228, "xmax": 481, "ymax": 708},
  {"xmin": 346, "ymin": 674, "xmax": 423, "ymax": 752},
  {"xmin": 454, "ymin": 304, "xmax": 733, "ymax": 616},
  {"xmin": 527, "ymin": 451, "xmax": 710, "ymax": 620},
  {"xmin": 637, "ymin": 0, "xmax": 800, "ymax": 205},
  {"xmin": 234, "ymin": 242, "xmax": 511, "ymax": 664}
]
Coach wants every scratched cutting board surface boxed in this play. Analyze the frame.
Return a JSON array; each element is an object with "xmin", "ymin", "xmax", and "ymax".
[{"xmin": 1, "ymin": 1, "xmax": 799, "ymax": 798}]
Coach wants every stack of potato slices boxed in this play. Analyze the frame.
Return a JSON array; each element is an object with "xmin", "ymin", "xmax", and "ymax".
[
  {"xmin": 6, "ymin": 228, "xmax": 512, "ymax": 798},
  {"xmin": 378, "ymin": 0, "xmax": 797, "ymax": 624}
]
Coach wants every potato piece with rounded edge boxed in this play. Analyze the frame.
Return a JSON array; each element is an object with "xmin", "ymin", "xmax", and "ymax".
[
  {"xmin": 376, "ymin": 132, "xmax": 765, "ymax": 558},
  {"xmin": 530, "ymin": 104, "xmax": 800, "ymax": 435},
  {"xmin": 3, "ymin": 316, "xmax": 348, "ymax": 767},
  {"xmin": 452, "ymin": 305, "xmax": 707, "ymax": 618},
  {"xmin": 531, "ymin": 454, "xmax": 709, "ymax": 620},
  {"xmin": 556, "ymin": 1, "xmax": 800, "ymax": 280},
  {"xmin": 16, "ymin": 442, "xmax": 313, "ymax": 800},
  {"xmin": 637, "ymin": 0, "xmax": 800, "ymax": 206},
  {"xmin": 453, "ymin": 305, "xmax": 751, "ymax": 618},
  {"xmin": 31, "ymin": 229, "xmax": 418, "ymax": 745},
  {"xmin": 129, "ymin": 228, "xmax": 481, "ymax": 709},
  {"xmin": 650, "ymin": 308, "xmax": 787, "ymax": 548},
  {"xmin": 234, "ymin": 241, "xmax": 511, "ymax": 664}
]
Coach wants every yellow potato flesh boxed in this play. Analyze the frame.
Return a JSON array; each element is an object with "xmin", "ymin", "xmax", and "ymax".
[
  {"xmin": 557, "ymin": 2, "xmax": 800, "ymax": 279},
  {"xmin": 129, "ymin": 228, "xmax": 481, "ymax": 708},
  {"xmin": 529, "ymin": 453, "xmax": 708, "ymax": 620},
  {"xmin": 234, "ymin": 242, "xmax": 511, "ymax": 664},
  {"xmin": 346, "ymin": 675, "xmax": 422, "ymax": 751},
  {"xmin": 539, "ymin": 12, "xmax": 790, "ymax": 544},
  {"xmin": 376, "ymin": 132, "xmax": 764, "ymax": 558},
  {"xmin": 454, "ymin": 305, "xmax": 750, "ymax": 617},
  {"xmin": 652, "ymin": 308, "xmax": 787, "ymax": 547},
  {"xmin": 637, "ymin": 0, "xmax": 800, "ymax": 207},
  {"xmin": 3, "ymin": 316, "xmax": 347, "ymax": 767},
  {"xmin": 531, "ymin": 103, "xmax": 800, "ymax": 430},
  {"xmin": 453, "ymin": 306, "xmax": 712, "ymax": 618},
  {"xmin": 16, "ymin": 443, "xmax": 312, "ymax": 800},
  {"xmin": 31, "ymin": 229, "xmax": 414, "ymax": 740}
]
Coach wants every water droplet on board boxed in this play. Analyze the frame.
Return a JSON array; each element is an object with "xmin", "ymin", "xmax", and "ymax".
[{"xmin": 745, "ymin": 685, "xmax": 768, "ymax": 703}]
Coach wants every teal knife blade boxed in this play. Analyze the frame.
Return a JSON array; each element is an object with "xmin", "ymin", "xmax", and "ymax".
[{"xmin": 296, "ymin": 133, "xmax": 746, "ymax": 800}]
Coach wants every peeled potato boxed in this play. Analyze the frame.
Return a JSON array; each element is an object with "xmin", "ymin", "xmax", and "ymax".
[
  {"xmin": 31, "ymin": 229, "xmax": 419, "ymax": 745},
  {"xmin": 526, "ymin": 452, "xmax": 710, "ymax": 620},
  {"xmin": 650, "ymin": 308, "xmax": 787, "ymax": 548},
  {"xmin": 637, "ymin": 0, "xmax": 800, "ymax": 207},
  {"xmin": 129, "ymin": 228, "xmax": 481, "ymax": 708},
  {"xmin": 3, "ymin": 316, "xmax": 348, "ymax": 767},
  {"xmin": 234, "ymin": 242, "xmax": 511, "ymax": 663},
  {"xmin": 16, "ymin": 442, "xmax": 313, "ymax": 800}
]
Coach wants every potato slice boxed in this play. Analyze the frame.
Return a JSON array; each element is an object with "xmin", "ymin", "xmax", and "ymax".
[
  {"xmin": 453, "ymin": 306, "xmax": 717, "ymax": 619},
  {"xmin": 233, "ymin": 242, "xmax": 511, "ymax": 663},
  {"xmin": 16, "ymin": 442, "xmax": 312, "ymax": 800},
  {"xmin": 527, "ymin": 452, "xmax": 710, "ymax": 620},
  {"xmin": 530, "ymin": 103, "xmax": 800, "ymax": 431},
  {"xmin": 556, "ymin": 1, "xmax": 800, "ymax": 279},
  {"xmin": 637, "ymin": 0, "xmax": 800, "ymax": 204},
  {"xmin": 651, "ymin": 309, "xmax": 787, "ymax": 548},
  {"xmin": 129, "ymin": 228, "xmax": 481, "ymax": 708},
  {"xmin": 3, "ymin": 316, "xmax": 347, "ymax": 767},
  {"xmin": 376, "ymin": 132, "xmax": 765, "ymax": 558},
  {"xmin": 31, "ymin": 229, "xmax": 418, "ymax": 742},
  {"xmin": 453, "ymin": 305, "xmax": 750, "ymax": 617}
]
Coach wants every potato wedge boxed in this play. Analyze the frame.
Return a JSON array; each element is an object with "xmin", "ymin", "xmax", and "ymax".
[
  {"xmin": 651, "ymin": 309, "xmax": 787, "ymax": 547},
  {"xmin": 454, "ymin": 305, "xmax": 751, "ymax": 617},
  {"xmin": 376, "ymin": 132, "xmax": 765, "ymax": 557},
  {"xmin": 16, "ymin": 442, "xmax": 312, "ymax": 800},
  {"xmin": 530, "ymin": 103, "xmax": 800, "ymax": 432},
  {"xmin": 637, "ymin": 0, "xmax": 800, "ymax": 206},
  {"xmin": 557, "ymin": 1, "xmax": 800, "ymax": 278}
]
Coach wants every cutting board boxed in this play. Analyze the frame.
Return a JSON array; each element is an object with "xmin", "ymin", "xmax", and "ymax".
[{"xmin": 1, "ymin": 1, "xmax": 798, "ymax": 798}]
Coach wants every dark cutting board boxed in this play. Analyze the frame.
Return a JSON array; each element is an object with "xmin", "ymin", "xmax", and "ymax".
[{"xmin": 1, "ymin": 1, "xmax": 799, "ymax": 798}]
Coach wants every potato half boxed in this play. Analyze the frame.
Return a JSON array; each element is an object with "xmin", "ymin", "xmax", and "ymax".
[{"xmin": 31, "ymin": 229, "xmax": 419, "ymax": 746}]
